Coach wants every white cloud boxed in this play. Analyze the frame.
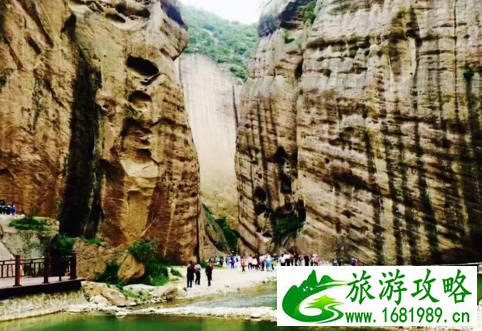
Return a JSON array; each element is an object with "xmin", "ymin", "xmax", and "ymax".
[{"xmin": 179, "ymin": 0, "xmax": 262, "ymax": 24}]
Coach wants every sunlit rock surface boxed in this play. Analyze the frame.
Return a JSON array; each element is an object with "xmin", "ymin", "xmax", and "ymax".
[
  {"xmin": 236, "ymin": 0, "xmax": 482, "ymax": 264},
  {"xmin": 0, "ymin": 0, "xmax": 200, "ymax": 262},
  {"xmin": 178, "ymin": 53, "xmax": 240, "ymax": 226}
]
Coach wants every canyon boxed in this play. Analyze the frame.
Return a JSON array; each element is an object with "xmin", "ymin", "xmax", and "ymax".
[
  {"xmin": 236, "ymin": 0, "xmax": 482, "ymax": 264},
  {"xmin": 2, "ymin": 0, "xmax": 482, "ymax": 268}
]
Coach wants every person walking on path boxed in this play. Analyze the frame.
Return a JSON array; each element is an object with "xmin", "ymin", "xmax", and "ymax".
[
  {"xmin": 313, "ymin": 255, "xmax": 320, "ymax": 266},
  {"xmin": 265, "ymin": 254, "xmax": 272, "ymax": 271},
  {"xmin": 194, "ymin": 263, "xmax": 201, "ymax": 285},
  {"xmin": 248, "ymin": 256, "xmax": 253, "ymax": 270},
  {"xmin": 230, "ymin": 256, "xmax": 235, "ymax": 269},
  {"xmin": 241, "ymin": 258, "xmax": 247, "ymax": 272},
  {"xmin": 252, "ymin": 256, "xmax": 258, "ymax": 270},
  {"xmin": 187, "ymin": 262, "xmax": 195, "ymax": 288},
  {"xmin": 279, "ymin": 254, "xmax": 284, "ymax": 266},
  {"xmin": 206, "ymin": 261, "xmax": 214, "ymax": 286}
]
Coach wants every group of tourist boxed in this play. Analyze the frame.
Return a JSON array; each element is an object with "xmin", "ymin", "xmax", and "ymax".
[
  {"xmin": 240, "ymin": 254, "xmax": 275, "ymax": 272},
  {"xmin": 278, "ymin": 253, "xmax": 360, "ymax": 266},
  {"xmin": 0, "ymin": 200, "xmax": 16, "ymax": 215},
  {"xmin": 205, "ymin": 253, "xmax": 361, "ymax": 270},
  {"xmin": 186, "ymin": 261, "xmax": 214, "ymax": 288}
]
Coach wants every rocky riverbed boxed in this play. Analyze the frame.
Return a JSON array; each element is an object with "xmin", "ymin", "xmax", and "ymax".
[{"xmin": 66, "ymin": 268, "xmax": 277, "ymax": 321}]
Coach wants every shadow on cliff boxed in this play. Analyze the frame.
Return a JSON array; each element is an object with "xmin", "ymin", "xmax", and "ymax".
[{"xmin": 58, "ymin": 54, "xmax": 103, "ymax": 238}]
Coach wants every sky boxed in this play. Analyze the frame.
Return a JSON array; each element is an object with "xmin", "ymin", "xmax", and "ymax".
[{"xmin": 179, "ymin": 0, "xmax": 262, "ymax": 24}]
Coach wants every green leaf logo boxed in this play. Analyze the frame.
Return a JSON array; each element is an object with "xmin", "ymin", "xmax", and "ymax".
[{"xmin": 282, "ymin": 270, "xmax": 347, "ymax": 323}]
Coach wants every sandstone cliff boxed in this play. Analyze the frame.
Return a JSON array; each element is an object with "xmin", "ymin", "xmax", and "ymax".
[
  {"xmin": 177, "ymin": 53, "xmax": 239, "ymax": 225},
  {"xmin": 0, "ymin": 0, "xmax": 200, "ymax": 262},
  {"xmin": 236, "ymin": 0, "xmax": 482, "ymax": 264}
]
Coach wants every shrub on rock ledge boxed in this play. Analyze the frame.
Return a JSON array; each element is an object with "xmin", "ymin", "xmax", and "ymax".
[{"xmin": 10, "ymin": 216, "xmax": 47, "ymax": 231}]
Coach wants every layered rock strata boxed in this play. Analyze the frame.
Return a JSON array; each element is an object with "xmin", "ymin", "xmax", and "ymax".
[
  {"xmin": 0, "ymin": 0, "xmax": 200, "ymax": 262},
  {"xmin": 236, "ymin": 0, "xmax": 482, "ymax": 264}
]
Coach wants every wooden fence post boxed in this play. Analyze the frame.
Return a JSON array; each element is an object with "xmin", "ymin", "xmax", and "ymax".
[
  {"xmin": 14, "ymin": 255, "xmax": 21, "ymax": 287},
  {"xmin": 43, "ymin": 254, "xmax": 50, "ymax": 284},
  {"xmin": 70, "ymin": 253, "xmax": 77, "ymax": 280}
]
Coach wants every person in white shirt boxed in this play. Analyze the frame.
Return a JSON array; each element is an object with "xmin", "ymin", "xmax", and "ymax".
[
  {"xmin": 260, "ymin": 254, "xmax": 266, "ymax": 271},
  {"xmin": 283, "ymin": 253, "xmax": 291, "ymax": 266},
  {"xmin": 280, "ymin": 254, "xmax": 287, "ymax": 266}
]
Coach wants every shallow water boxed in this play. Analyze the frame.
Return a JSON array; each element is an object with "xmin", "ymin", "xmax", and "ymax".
[
  {"xmin": 2, "ymin": 276, "xmax": 479, "ymax": 330},
  {"xmin": 178, "ymin": 282, "xmax": 277, "ymax": 309},
  {"xmin": 0, "ymin": 314, "xmax": 382, "ymax": 331}
]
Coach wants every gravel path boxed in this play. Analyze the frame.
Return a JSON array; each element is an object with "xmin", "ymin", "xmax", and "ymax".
[{"xmin": 171, "ymin": 266, "xmax": 277, "ymax": 300}]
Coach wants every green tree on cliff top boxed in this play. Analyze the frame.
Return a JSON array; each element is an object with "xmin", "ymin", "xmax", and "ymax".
[{"xmin": 182, "ymin": 5, "xmax": 258, "ymax": 80}]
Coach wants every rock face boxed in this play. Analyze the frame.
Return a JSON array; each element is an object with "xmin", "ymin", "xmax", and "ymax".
[
  {"xmin": 236, "ymin": 0, "xmax": 482, "ymax": 264},
  {"xmin": 0, "ymin": 0, "xmax": 200, "ymax": 262},
  {"xmin": 177, "ymin": 53, "xmax": 240, "ymax": 224},
  {"xmin": 0, "ymin": 216, "xmax": 58, "ymax": 258},
  {"xmin": 82, "ymin": 281, "xmax": 127, "ymax": 306}
]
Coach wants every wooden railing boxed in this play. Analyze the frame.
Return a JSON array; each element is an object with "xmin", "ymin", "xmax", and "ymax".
[{"xmin": 0, "ymin": 254, "xmax": 77, "ymax": 287}]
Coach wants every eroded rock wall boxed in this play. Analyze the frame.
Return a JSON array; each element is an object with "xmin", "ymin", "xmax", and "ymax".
[
  {"xmin": 0, "ymin": 0, "xmax": 200, "ymax": 262},
  {"xmin": 178, "ymin": 53, "xmax": 239, "ymax": 225},
  {"xmin": 0, "ymin": 0, "xmax": 76, "ymax": 217},
  {"xmin": 236, "ymin": 0, "xmax": 482, "ymax": 264}
]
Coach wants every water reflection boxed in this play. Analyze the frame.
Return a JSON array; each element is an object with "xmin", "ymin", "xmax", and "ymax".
[
  {"xmin": 1, "ymin": 315, "xmax": 279, "ymax": 331},
  {"xmin": 1, "ymin": 314, "xmax": 384, "ymax": 331}
]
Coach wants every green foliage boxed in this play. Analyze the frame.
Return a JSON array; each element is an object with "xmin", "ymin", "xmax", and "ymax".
[
  {"xmin": 182, "ymin": 5, "xmax": 258, "ymax": 80},
  {"xmin": 82, "ymin": 237, "xmax": 103, "ymax": 246},
  {"xmin": 128, "ymin": 240, "xmax": 157, "ymax": 262},
  {"xmin": 95, "ymin": 240, "xmax": 172, "ymax": 287},
  {"xmin": 128, "ymin": 240, "xmax": 169, "ymax": 286},
  {"xmin": 349, "ymin": 48, "xmax": 357, "ymax": 58},
  {"xmin": 283, "ymin": 31, "xmax": 295, "ymax": 44},
  {"xmin": 94, "ymin": 261, "xmax": 124, "ymax": 287},
  {"xmin": 273, "ymin": 216, "xmax": 305, "ymax": 247},
  {"xmin": 57, "ymin": 235, "xmax": 75, "ymax": 257},
  {"xmin": 121, "ymin": 288, "xmax": 151, "ymax": 303},
  {"xmin": 274, "ymin": 217, "xmax": 304, "ymax": 235},
  {"xmin": 304, "ymin": 2, "xmax": 317, "ymax": 24},
  {"xmin": 463, "ymin": 67, "xmax": 475, "ymax": 81},
  {"xmin": 230, "ymin": 67, "xmax": 248, "ymax": 80},
  {"xmin": 218, "ymin": 221, "xmax": 238, "ymax": 253},
  {"xmin": 9, "ymin": 216, "xmax": 47, "ymax": 231},
  {"xmin": 144, "ymin": 273, "xmax": 169, "ymax": 286},
  {"xmin": 203, "ymin": 204, "xmax": 239, "ymax": 253},
  {"xmin": 200, "ymin": 260, "xmax": 209, "ymax": 268},
  {"xmin": 171, "ymin": 268, "xmax": 182, "ymax": 277}
]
